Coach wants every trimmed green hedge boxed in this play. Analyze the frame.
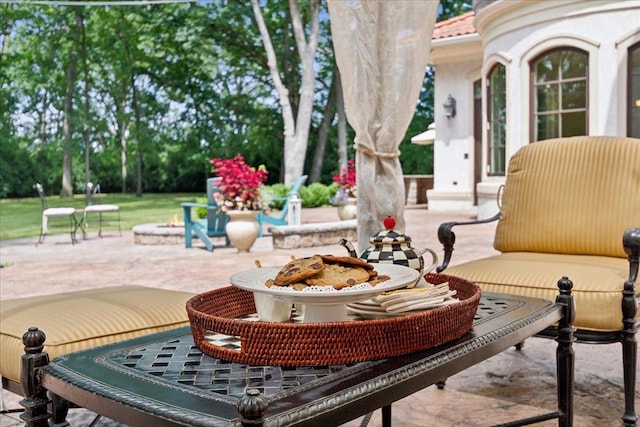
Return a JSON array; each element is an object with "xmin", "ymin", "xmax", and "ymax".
[{"xmin": 195, "ymin": 182, "xmax": 340, "ymax": 218}]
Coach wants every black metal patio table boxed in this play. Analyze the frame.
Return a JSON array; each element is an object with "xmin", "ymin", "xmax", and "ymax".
[{"xmin": 18, "ymin": 285, "xmax": 575, "ymax": 427}]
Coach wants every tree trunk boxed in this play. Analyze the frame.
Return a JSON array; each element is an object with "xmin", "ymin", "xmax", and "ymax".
[
  {"xmin": 286, "ymin": 0, "xmax": 319, "ymax": 185},
  {"xmin": 39, "ymin": 92, "xmax": 48, "ymax": 146},
  {"xmin": 61, "ymin": 11, "xmax": 81, "ymax": 197},
  {"xmin": 251, "ymin": 0, "xmax": 296, "ymax": 184},
  {"xmin": 336, "ymin": 69, "xmax": 347, "ymax": 170},
  {"xmin": 131, "ymin": 75, "xmax": 143, "ymax": 197},
  {"xmin": 135, "ymin": 148, "xmax": 142, "ymax": 196},
  {"xmin": 115, "ymin": 92, "xmax": 130, "ymax": 194},
  {"xmin": 120, "ymin": 116, "xmax": 128, "ymax": 194},
  {"xmin": 251, "ymin": 0, "xmax": 320, "ymax": 186},
  {"xmin": 79, "ymin": 9, "xmax": 91, "ymax": 201},
  {"xmin": 309, "ymin": 70, "xmax": 337, "ymax": 183}
]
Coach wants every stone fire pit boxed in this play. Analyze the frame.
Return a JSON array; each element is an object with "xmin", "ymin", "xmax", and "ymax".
[{"xmin": 132, "ymin": 223, "xmax": 185, "ymax": 245}]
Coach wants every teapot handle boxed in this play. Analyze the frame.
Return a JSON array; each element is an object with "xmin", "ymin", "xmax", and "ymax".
[{"xmin": 419, "ymin": 248, "xmax": 439, "ymax": 276}]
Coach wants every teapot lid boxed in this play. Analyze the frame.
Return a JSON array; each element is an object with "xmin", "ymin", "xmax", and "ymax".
[{"xmin": 369, "ymin": 215, "xmax": 412, "ymax": 244}]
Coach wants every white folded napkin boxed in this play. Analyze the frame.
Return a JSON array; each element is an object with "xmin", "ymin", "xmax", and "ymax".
[{"xmin": 374, "ymin": 281, "xmax": 459, "ymax": 314}]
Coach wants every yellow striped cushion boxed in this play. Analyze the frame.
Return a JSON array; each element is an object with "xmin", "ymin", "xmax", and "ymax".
[
  {"xmin": 445, "ymin": 252, "xmax": 634, "ymax": 331},
  {"xmin": 494, "ymin": 136, "xmax": 640, "ymax": 258},
  {"xmin": 0, "ymin": 286, "xmax": 193, "ymax": 384}
]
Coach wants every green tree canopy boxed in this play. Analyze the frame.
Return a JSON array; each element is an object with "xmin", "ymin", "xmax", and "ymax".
[{"xmin": 1, "ymin": 0, "xmax": 470, "ymax": 198}]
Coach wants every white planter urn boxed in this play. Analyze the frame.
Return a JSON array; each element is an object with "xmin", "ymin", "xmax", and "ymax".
[
  {"xmin": 225, "ymin": 210, "xmax": 260, "ymax": 252},
  {"xmin": 337, "ymin": 197, "xmax": 357, "ymax": 221}
]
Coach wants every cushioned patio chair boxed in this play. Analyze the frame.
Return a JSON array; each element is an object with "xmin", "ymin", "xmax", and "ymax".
[
  {"xmin": 256, "ymin": 175, "xmax": 308, "ymax": 236},
  {"xmin": 0, "ymin": 286, "xmax": 193, "ymax": 415},
  {"xmin": 34, "ymin": 183, "xmax": 81, "ymax": 245},
  {"xmin": 435, "ymin": 136, "xmax": 640, "ymax": 426},
  {"xmin": 182, "ymin": 177, "xmax": 230, "ymax": 252},
  {"xmin": 83, "ymin": 182, "xmax": 121, "ymax": 237}
]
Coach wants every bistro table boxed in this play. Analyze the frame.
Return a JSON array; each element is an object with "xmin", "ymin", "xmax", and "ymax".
[{"xmin": 18, "ymin": 280, "xmax": 575, "ymax": 427}]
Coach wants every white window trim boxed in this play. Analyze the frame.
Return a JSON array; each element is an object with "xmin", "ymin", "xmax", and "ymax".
[
  {"xmin": 520, "ymin": 35, "xmax": 600, "ymax": 143},
  {"xmin": 466, "ymin": 67, "xmax": 483, "ymax": 190},
  {"xmin": 616, "ymin": 29, "xmax": 640, "ymax": 135},
  {"xmin": 482, "ymin": 54, "xmax": 511, "ymax": 181}
]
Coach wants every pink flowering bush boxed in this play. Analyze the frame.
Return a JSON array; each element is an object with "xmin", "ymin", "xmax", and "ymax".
[
  {"xmin": 330, "ymin": 159, "xmax": 357, "ymax": 205},
  {"xmin": 210, "ymin": 155, "xmax": 269, "ymax": 211}
]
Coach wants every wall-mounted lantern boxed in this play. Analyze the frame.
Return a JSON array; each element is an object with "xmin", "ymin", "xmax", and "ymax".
[{"xmin": 443, "ymin": 94, "xmax": 457, "ymax": 119}]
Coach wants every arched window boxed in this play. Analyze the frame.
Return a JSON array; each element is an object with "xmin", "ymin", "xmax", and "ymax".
[
  {"xmin": 629, "ymin": 41, "xmax": 640, "ymax": 137},
  {"xmin": 530, "ymin": 48, "xmax": 588, "ymax": 142},
  {"xmin": 487, "ymin": 63, "xmax": 506, "ymax": 176}
]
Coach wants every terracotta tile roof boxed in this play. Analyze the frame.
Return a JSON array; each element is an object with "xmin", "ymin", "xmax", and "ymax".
[{"xmin": 433, "ymin": 11, "xmax": 476, "ymax": 40}]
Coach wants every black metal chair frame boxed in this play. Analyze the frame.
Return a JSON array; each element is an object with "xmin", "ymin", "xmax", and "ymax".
[{"xmin": 436, "ymin": 217, "xmax": 639, "ymax": 427}]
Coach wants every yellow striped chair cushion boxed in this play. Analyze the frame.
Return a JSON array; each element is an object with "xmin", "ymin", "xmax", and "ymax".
[
  {"xmin": 494, "ymin": 136, "xmax": 640, "ymax": 258},
  {"xmin": 1, "ymin": 286, "xmax": 193, "ymax": 384},
  {"xmin": 445, "ymin": 252, "xmax": 633, "ymax": 331}
]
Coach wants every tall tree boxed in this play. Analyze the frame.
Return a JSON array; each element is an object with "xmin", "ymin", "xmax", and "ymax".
[
  {"xmin": 78, "ymin": 7, "xmax": 92, "ymax": 198},
  {"xmin": 309, "ymin": 69, "xmax": 337, "ymax": 183},
  {"xmin": 335, "ymin": 69, "xmax": 348, "ymax": 171},
  {"xmin": 9, "ymin": 5, "xmax": 84, "ymax": 195},
  {"xmin": 60, "ymin": 9, "xmax": 83, "ymax": 197},
  {"xmin": 1, "ymin": 1, "xmax": 344, "ymax": 196},
  {"xmin": 251, "ymin": 0, "xmax": 320, "ymax": 186}
]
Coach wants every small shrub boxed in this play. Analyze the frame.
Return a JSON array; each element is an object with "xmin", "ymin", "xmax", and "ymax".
[
  {"xmin": 263, "ymin": 183, "xmax": 290, "ymax": 210},
  {"xmin": 194, "ymin": 182, "xmax": 339, "ymax": 216},
  {"xmin": 196, "ymin": 196, "xmax": 207, "ymax": 218},
  {"xmin": 300, "ymin": 183, "xmax": 335, "ymax": 207}
]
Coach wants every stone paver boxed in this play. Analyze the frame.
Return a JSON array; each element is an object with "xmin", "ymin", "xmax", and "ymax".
[{"xmin": 0, "ymin": 206, "xmax": 636, "ymax": 426}]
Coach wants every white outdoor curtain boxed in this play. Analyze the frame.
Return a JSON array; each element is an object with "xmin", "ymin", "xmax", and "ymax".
[{"xmin": 328, "ymin": 0, "xmax": 438, "ymax": 252}]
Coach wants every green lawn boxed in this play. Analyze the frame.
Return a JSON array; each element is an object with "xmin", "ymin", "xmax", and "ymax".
[{"xmin": 0, "ymin": 193, "xmax": 203, "ymax": 241}]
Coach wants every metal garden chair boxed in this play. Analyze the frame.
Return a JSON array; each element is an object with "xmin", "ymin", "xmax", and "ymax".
[
  {"xmin": 83, "ymin": 182, "xmax": 121, "ymax": 237},
  {"xmin": 34, "ymin": 183, "xmax": 82, "ymax": 245}
]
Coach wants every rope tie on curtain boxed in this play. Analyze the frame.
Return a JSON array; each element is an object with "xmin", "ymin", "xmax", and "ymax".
[{"xmin": 355, "ymin": 145, "xmax": 401, "ymax": 158}]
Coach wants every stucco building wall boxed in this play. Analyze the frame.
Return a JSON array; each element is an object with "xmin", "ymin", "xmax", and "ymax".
[{"xmin": 425, "ymin": 0, "xmax": 640, "ymax": 219}]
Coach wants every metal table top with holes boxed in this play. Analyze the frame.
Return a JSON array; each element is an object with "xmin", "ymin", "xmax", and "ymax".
[{"xmin": 34, "ymin": 292, "xmax": 572, "ymax": 427}]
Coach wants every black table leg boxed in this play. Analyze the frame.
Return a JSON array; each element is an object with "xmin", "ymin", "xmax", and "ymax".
[
  {"xmin": 489, "ymin": 279, "xmax": 575, "ymax": 427},
  {"xmin": 381, "ymin": 404, "xmax": 392, "ymax": 427},
  {"xmin": 237, "ymin": 388, "xmax": 267, "ymax": 427},
  {"xmin": 555, "ymin": 277, "xmax": 575, "ymax": 427}
]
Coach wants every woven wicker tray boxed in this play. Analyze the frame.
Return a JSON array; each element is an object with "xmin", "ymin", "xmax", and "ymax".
[{"xmin": 186, "ymin": 273, "xmax": 481, "ymax": 366}]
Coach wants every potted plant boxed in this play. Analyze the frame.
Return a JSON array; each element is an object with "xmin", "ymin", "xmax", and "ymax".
[
  {"xmin": 210, "ymin": 155, "xmax": 269, "ymax": 251},
  {"xmin": 330, "ymin": 159, "xmax": 357, "ymax": 220},
  {"xmin": 210, "ymin": 155, "xmax": 269, "ymax": 212}
]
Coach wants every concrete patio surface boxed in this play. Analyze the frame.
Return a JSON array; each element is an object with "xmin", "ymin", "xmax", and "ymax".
[{"xmin": 0, "ymin": 205, "xmax": 637, "ymax": 426}]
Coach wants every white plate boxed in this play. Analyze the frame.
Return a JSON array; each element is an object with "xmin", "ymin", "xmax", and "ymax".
[{"xmin": 230, "ymin": 264, "xmax": 420, "ymax": 306}]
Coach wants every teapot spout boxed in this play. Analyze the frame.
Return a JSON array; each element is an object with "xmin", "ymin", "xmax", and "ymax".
[{"xmin": 339, "ymin": 238, "xmax": 358, "ymax": 258}]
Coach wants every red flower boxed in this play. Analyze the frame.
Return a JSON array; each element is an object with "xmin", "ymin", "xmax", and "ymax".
[
  {"xmin": 210, "ymin": 155, "xmax": 269, "ymax": 211},
  {"xmin": 332, "ymin": 159, "xmax": 357, "ymax": 198}
]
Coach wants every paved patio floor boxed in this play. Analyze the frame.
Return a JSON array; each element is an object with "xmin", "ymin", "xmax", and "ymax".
[{"xmin": 1, "ymin": 205, "xmax": 636, "ymax": 426}]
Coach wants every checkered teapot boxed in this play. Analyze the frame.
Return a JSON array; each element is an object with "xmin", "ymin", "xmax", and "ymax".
[{"xmin": 339, "ymin": 215, "xmax": 438, "ymax": 288}]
